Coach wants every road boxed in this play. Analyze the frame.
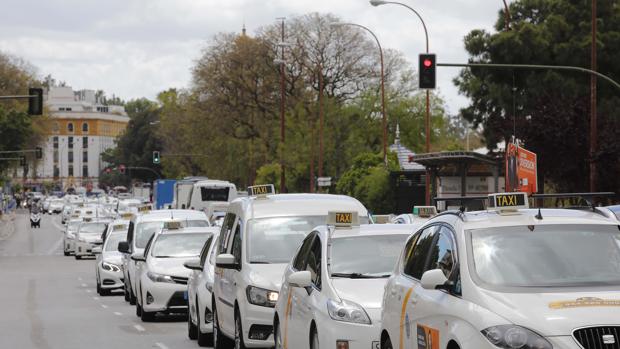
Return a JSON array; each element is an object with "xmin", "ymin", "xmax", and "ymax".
[{"xmin": 0, "ymin": 211, "xmax": 205, "ymax": 349}]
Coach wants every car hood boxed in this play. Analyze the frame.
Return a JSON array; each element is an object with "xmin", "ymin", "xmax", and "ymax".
[
  {"xmin": 149, "ymin": 257, "xmax": 194, "ymax": 278},
  {"xmin": 331, "ymin": 278, "xmax": 387, "ymax": 310},
  {"xmin": 247, "ymin": 264, "xmax": 287, "ymax": 292},
  {"xmin": 102, "ymin": 252, "xmax": 123, "ymax": 265},
  {"xmin": 477, "ymin": 288, "xmax": 620, "ymax": 336},
  {"xmin": 80, "ymin": 235, "xmax": 102, "ymax": 243}
]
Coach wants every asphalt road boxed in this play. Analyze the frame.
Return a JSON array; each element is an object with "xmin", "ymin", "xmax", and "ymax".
[{"xmin": 0, "ymin": 211, "xmax": 207, "ymax": 349}]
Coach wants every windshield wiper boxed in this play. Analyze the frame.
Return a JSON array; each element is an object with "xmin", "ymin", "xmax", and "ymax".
[
  {"xmin": 250, "ymin": 261, "xmax": 271, "ymax": 264},
  {"xmin": 331, "ymin": 272, "xmax": 390, "ymax": 279}
]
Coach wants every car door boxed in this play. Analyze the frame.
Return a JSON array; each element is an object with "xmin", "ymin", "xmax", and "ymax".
[
  {"xmin": 214, "ymin": 213, "xmax": 237, "ymax": 335},
  {"xmin": 137, "ymin": 234, "xmax": 155, "ymax": 306},
  {"xmin": 410, "ymin": 225, "xmax": 459, "ymax": 349},
  {"xmin": 190, "ymin": 236, "xmax": 213, "ymax": 321},
  {"xmin": 283, "ymin": 233, "xmax": 316, "ymax": 348},
  {"xmin": 294, "ymin": 234, "xmax": 323, "ymax": 349}
]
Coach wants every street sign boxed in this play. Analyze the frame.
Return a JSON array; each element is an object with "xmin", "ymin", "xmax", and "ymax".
[{"xmin": 317, "ymin": 177, "xmax": 332, "ymax": 187}]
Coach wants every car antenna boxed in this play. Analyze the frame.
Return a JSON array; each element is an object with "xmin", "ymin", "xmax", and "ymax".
[{"xmin": 535, "ymin": 208, "xmax": 543, "ymax": 220}]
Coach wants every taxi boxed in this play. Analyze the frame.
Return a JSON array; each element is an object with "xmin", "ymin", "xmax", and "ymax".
[
  {"xmin": 274, "ymin": 212, "xmax": 418, "ymax": 349},
  {"xmin": 63, "ymin": 217, "xmax": 82, "ymax": 256},
  {"xmin": 380, "ymin": 192, "xmax": 620, "ymax": 349},
  {"xmin": 74, "ymin": 218, "xmax": 111, "ymax": 260},
  {"xmin": 212, "ymin": 185, "xmax": 369, "ymax": 349},
  {"xmin": 391, "ymin": 206, "xmax": 437, "ymax": 225},
  {"xmin": 94, "ymin": 230, "xmax": 127, "ymax": 296}
]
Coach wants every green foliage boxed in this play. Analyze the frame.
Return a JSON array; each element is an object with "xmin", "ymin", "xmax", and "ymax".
[
  {"xmin": 455, "ymin": 0, "xmax": 620, "ymax": 192},
  {"xmin": 254, "ymin": 163, "xmax": 281, "ymax": 186}
]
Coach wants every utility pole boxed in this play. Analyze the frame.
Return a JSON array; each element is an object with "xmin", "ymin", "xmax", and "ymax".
[
  {"xmin": 318, "ymin": 63, "xmax": 324, "ymax": 180},
  {"xmin": 279, "ymin": 18, "xmax": 287, "ymax": 193},
  {"xmin": 590, "ymin": 0, "xmax": 598, "ymax": 193}
]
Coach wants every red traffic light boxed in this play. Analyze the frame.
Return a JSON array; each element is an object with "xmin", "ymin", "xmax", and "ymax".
[{"xmin": 423, "ymin": 59, "xmax": 433, "ymax": 68}]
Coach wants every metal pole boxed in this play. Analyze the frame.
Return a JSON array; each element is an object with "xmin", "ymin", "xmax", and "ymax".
[
  {"xmin": 279, "ymin": 18, "xmax": 286, "ymax": 194},
  {"xmin": 318, "ymin": 63, "xmax": 324, "ymax": 178},
  {"xmin": 501, "ymin": 0, "xmax": 511, "ymax": 31},
  {"xmin": 590, "ymin": 0, "xmax": 598, "ymax": 193}
]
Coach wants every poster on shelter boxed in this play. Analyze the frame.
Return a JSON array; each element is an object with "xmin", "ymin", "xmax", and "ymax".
[{"xmin": 505, "ymin": 143, "xmax": 538, "ymax": 194}]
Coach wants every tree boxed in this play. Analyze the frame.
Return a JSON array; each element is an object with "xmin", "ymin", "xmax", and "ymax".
[{"xmin": 455, "ymin": 0, "xmax": 620, "ymax": 193}]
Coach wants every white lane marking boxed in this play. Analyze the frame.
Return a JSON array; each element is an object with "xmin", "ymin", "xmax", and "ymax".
[
  {"xmin": 134, "ymin": 324, "xmax": 146, "ymax": 332},
  {"xmin": 154, "ymin": 343, "xmax": 169, "ymax": 349},
  {"xmin": 101, "ymin": 304, "xmax": 108, "ymax": 309},
  {"xmin": 113, "ymin": 312, "xmax": 123, "ymax": 316},
  {"xmin": 92, "ymin": 297, "xmax": 99, "ymax": 301},
  {"xmin": 78, "ymin": 277, "xmax": 83, "ymax": 281},
  {"xmin": 81, "ymin": 283, "xmax": 87, "ymax": 287},
  {"xmin": 86, "ymin": 290, "xmax": 92, "ymax": 293}
]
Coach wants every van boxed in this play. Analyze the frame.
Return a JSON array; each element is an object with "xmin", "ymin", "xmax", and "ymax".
[{"xmin": 187, "ymin": 180, "xmax": 237, "ymax": 211}]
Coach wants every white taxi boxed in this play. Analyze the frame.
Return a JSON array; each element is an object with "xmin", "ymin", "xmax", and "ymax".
[
  {"xmin": 212, "ymin": 185, "xmax": 369, "ymax": 349},
  {"xmin": 275, "ymin": 212, "xmax": 417, "ymax": 349},
  {"xmin": 133, "ymin": 224, "xmax": 217, "ymax": 322},
  {"xmin": 94, "ymin": 230, "xmax": 127, "ymax": 295},
  {"xmin": 186, "ymin": 232, "xmax": 221, "ymax": 346},
  {"xmin": 63, "ymin": 218, "xmax": 82, "ymax": 256},
  {"xmin": 380, "ymin": 192, "xmax": 620, "ymax": 349},
  {"xmin": 74, "ymin": 219, "xmax": 110, "ymax": 260}
]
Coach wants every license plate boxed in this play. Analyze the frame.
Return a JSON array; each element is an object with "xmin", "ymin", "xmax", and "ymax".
[
  {"xmin": 183, "ymin": 291, "xmax": 188, "ymax": 300},
  {"xmin": 372, "ymin": 341, "xmax": 380, "ymax": 349}
]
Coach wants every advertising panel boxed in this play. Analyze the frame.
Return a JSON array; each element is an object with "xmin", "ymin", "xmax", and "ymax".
[{"xmin": 506, "ymin": 143, "xmax": 538, "ymax": 194}]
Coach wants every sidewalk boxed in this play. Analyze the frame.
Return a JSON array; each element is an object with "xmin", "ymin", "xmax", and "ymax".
[{"xmin": 0, "ymin": 211, "xmax": 16, "ymax": 241}]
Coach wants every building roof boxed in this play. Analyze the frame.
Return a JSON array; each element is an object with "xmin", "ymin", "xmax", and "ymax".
[{"xmin": 388, "ymin": 124, "xmax": 426, "ymax": 171}]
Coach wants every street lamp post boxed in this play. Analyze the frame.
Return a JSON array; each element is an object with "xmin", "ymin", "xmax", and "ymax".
[
  {"xmin": 330, "ymin": 22, "xmax": 388, "ymax": 166},
  {"xmin": 274, "ymin": 18, "xmax": 288, "ymax": 193},
  {"xmin": 370, "ymin": 0, "xmax": 432, "ymax": 204}
]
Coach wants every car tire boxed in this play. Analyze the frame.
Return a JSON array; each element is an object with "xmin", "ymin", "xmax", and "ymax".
[
  {"xmin": 141, "ymin": 309, "xmax": 155, "ymax": 322},
  {"xmin": 213, "ymin": 303, "xmax": 232, "ymax": 349},
  {"xmin": 274, "ymin": 319, "xmax": 283, "ymax": 349},
  {"xmin": 75, "ymin": 255, "xmax": 81, "ymax": 260},
  {"xmin": 234, "ymin": 310, "xmax": 247, "ymax": 349},
  {"xmin": 63, "ymin": 250, "xmax": 70, "ymax": 256},
  {"xmin": 124, "ymin": 279, "xmax": 130, "ymax": 302},
  {"xmin": 188, "ymin": 304, "xmax": 198, "ymax": 340},
  {"xmin": 382, "ymin": 335, "xmax": 393, "ymax": 349},
  {"xmin": 197, "ymin": 302, "xmax": 213, "ymax": 347},
  {"xmin": 310, "ymin": 328, "xmax": 319, "ymax": 349},
  {"xmin": 96, "ymin": 280, "xmax": 102, "ymax": 295},
  {"xmin": 136, "ymin": 301, "xmax": 142, "ymax": 317}
]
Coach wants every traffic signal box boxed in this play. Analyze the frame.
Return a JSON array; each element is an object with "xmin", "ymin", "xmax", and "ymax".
[
  {"xmin": 419, "ymin": 54, "xmax": 437, "ymax": 89},
  {"xmin": 28, "ymin": 88, "xmax": 43, "ymax": 115},
  {"xmin": 153, "ymin": 151, "xmax": 161, "ymax": 164}
]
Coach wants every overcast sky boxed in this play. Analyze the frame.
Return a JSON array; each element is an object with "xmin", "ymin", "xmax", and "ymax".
[{"xmin": 0, "ymin": 0, "xmax": 503, "ymax": 114}]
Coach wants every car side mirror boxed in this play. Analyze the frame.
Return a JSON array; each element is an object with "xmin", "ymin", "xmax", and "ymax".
[
  {"xmin": 288, "ymin": 270, "xmax": 312, "ymax": 288},
  {"xmin": 117, "ymin": 241, "xmax": 130, "ymax": 254},
  {"xmin": 420, "ymin": 269, "xmax": 450, "ymax": 290},
  {"xmin": 216, "ymin": 254, "xmax": 239, "ymax": 269},
  {"xmin": 184, "ymin": 259, "xmax": 203, "ymax": 271},
  {"xmin": 131, "ymin": 253, "xmax": 146, "ymax": 262},
  {"xmin": 92, "ymin": 246, "xmax": 102, "ymax": 254}
]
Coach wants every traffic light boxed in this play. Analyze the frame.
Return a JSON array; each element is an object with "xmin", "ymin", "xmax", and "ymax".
[
  {"xmin": 418, "ymin": 54, "xmax": 437, "ymax": 89},
  {"xmin": 35, "ymin": 147, "xmax": 42, "ymax": 159},
  {"xmin": 152, "ymin": 151, "xmax": 161, "ymax": 164},
  {"xmin": 28, "ymin": 88, "xmax": 43, "ymax": 115},
  {"xmin": 19, "ymin": 156, "xmax": 26, "ymax": 166}
]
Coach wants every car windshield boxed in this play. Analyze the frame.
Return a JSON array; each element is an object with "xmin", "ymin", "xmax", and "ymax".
[
  {"xmin": 151, "ymin": 233, "xmax": 210, "ymax": 258},
  {"xmin": 135, "ymin": 221, "xmax": 165, "ymax": 248},
  {"xmin": 330, "ymin": 234, "xmax": 408, "ymax": 277},
  {"xmin": 105, "ymin": 233, "xmax": 127, "ymax": 252},
  {"xmin": 68, "ymin": 221, "xmax": 81, "ymax": 231},
  {"xmin": 247, "ymin": 216, "xmax": 325, "ymax": 264},
  {"xmin": 471, "ymin": 224, "xmax": 620, "ymax": 288},
  {"xmin": 78, "ymin": 223, "xmax": 107, "ymax": 236},
  {"xmin": 184, "ymin": 219, "xmax": 209, "ymax": 227}
]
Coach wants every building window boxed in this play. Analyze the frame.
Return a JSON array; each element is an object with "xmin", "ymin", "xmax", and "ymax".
[
  {"xmin": 82, "ymin": 151, "xmax": 88, "ymax": 163},
  {"xmin": 82, "ymin": 165, "xmax": 88, "ymax": 177},
  {"xmin": 68, "ymin": 165, "xmax": 74, "ymax": 177},
  {"xmin": 68, "ymin": 137, "xmax": 73, "ymax": 149},
  {"xmin": 82, "ymin": 137, "xmax": 88, "ymax": 148},
  {"xmin": 53, "ymin": 136, "xmax": 58, "ymax": 149},
  {"xmin": 67, "ymin": 123, "xmax": 74, "ymax": 133},
  {"xmin": 68, "ymin": 151, "xmax": 73, "ymax": 163},
  {"xmin": 82, "ymin": 123, "xmax": 89, "ymax": 133},
  {"xmin": 53, "ymin": 166, "xmax": 60, "ymax": 178},
  {"xmin": 53, "ymin": 151, "xmax": 58, "ymax": 163}
]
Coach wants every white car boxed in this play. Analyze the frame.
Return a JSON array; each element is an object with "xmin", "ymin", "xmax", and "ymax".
[
  {"xmin": 380, "ymin": 192, "xmax": 620, "ymax": 349},
  {"xmin": 94, "ymin": 231, "xmax": 127, "ymax": 295},
  {"xmin": 74, "ymin": 220, "xmax": 108, "ymax": 260},
  {"xmin": 212, "ymin": 185, "xmax": 369, "ymax": 349},
  {"xmin": 49, "ymin": 199, "xmax": 65, "ymax": 214},
  {"xmin": 133, "ymin": 225, "xmax": 215, "ymax": 322},
  {"xmin": 63, "ymin": 219, "xmax": 82, "ymax": 256},
  {"xmin": 274, "ymin": 214, "xmax": 416, "ymax": 349},
  {"xmin": 186, "ymin": 232, "xmax": 221, "ymax": 346},
  {"xmin": 391, "ymin": 206, "xmax": 437, "ymax": 224},
  {"xmin": 102, "ymin": 219, "xmax": 130, "ymax": 242},
  {"xmin": 119, "ymin": 209, "xmax": 210, "ymax": 305}
]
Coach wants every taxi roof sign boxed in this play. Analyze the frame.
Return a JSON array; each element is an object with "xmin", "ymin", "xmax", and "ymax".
[
  {"xmin": 413, "ymin": 206, "xmax": 437, "ymax": 218},
  {"xmin": 113, "ymin": 224, "xmax": 128, "ymax": 231},
  {"xmin": 164, "ymin": 221, "xmax": 183, "ymax": 230},
  {"xmin": 120, "ymin": 212, "xmax": 134, "ymax": 219},
  {"xmin": 488, "ymin": 192, "xmax": 529, "ymax": 212},
  {"xmin": 327, "ymin": 211, "xmax": 359, "ymax": 228},
  {"xmin": 248, "ymin": 184, "xmax": 275, "ymax": 197}
]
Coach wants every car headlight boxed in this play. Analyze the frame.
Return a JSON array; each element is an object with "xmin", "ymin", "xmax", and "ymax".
[
  {"xmin": 102, "ymin": 262, "xmax": 121, "ymax": 272},
  {"xmin": 327, "ymin": 299, "xmax": 371, "ymax": 324},
  {"xmin": 246, "ymin": 286, "xmax": 278, "ymax": 307},
  {"xmin": 67, "ymin": 232, "xmax": 75, "ymax": 239},
  {"xmin": 146, "ymin": 271, "xmax": 174, "ymax": 283},
  {"xmin": 482, "ymin": 325, "xmax": 552, "ymax": 349}
]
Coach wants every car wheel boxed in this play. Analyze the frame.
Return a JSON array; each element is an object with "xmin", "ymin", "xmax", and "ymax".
[
  {"xmin": 213, "ymin": 303, "xmax": 231, "ymax": 349},
  {"xmin": 75, "ymin": 255, "xmax": 81, "ymax": 260},
  {"xmin": 96, "ymin": 280, "xmax": 102, "ymax": 295},
  {"xmin": 136, "ymin": 301, "xmax": 142, "ymax": 317},
  {"xmin": 124, "ymin": 278, "xmax": 130, "ymax": 302},
  {"xmin": 196, "ymin": 300, "xmax": 213, "ymax": 347},
  {"xmin": 382, "ymin": 335, "xmax": 393, "ymax": 349},
  {"xmin": 274, "ymin": 319, "xmax": 283, "ymax": 349},
  {"xmin": 188, "ymin": 301, "xmax": 198, "ymax": 340},
  {"xmin": 234, "ymin": 310, "xmax": 247, "ymax": 349},
  {"xmin": 129, "ymin": 282, "xmax": 136, "ymax": 305},
  {"xmin": 139, "ymin": 293, "xmax": 154, "ymax": 322},
  {"xmin": 310, "ymin": 328, "xmax": 319, "ymax": 349}
]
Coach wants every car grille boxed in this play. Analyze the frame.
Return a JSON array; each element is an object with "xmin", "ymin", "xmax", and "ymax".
[
  {"xmin": 167, "ymin": 291, "xmax": 187, "ymax": 307},
  {"xmin": 171, "ymin": 276, "xmax": 188, "ymax": 285},
  {"xmin": 573, "ymin": 326, "xmax": 620, "ymax": 349}
]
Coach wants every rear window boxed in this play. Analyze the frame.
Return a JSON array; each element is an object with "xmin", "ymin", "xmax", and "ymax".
[{"xmin": 200, "ymin": 187, "xmax": 229, "ymax": 202}]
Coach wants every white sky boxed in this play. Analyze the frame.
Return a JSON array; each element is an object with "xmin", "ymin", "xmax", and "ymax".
[{"xmin": 0, "ymin": 0, "xmax": 503, "ymax": 115}]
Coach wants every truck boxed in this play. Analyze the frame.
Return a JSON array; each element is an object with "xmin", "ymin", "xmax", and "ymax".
[{"xmin": 153, "ymin": 179, "xmax": 176, "ymax": 209}]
